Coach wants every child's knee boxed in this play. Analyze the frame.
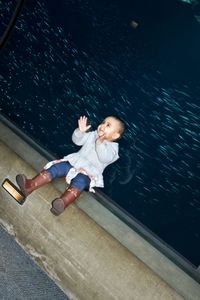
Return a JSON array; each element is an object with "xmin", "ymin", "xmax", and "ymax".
[{"xmin": 71, "ymin": 174, "xmax": 90, "ymax": 192}]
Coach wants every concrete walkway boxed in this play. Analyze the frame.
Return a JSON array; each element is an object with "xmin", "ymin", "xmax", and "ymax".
[{"xmin": 0, "ymin": 225, "xmax": 68, "ymax": 300}]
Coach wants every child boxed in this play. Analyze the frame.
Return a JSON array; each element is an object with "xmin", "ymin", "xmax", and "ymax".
[{"xmin": 16, "ymin": 115, "xmax": 125, "ymax": 216}]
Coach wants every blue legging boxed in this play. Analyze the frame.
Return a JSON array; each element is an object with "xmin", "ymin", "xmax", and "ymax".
[{"xmin": 46, "ymin": 161, "xmax": 91, "ymax": 192}]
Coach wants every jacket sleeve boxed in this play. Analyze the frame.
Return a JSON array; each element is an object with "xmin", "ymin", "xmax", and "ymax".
[
  {"xmin": 95, "ymin": 142, "xmax": 119, "ymax": 163},
  {"xmin": 72, "ymin": 128, "xmax": 90, "ymax": 146}
]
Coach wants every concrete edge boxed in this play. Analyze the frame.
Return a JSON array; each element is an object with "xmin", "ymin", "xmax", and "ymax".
[{"xmin": 0, "ymin": 117, "xmax": 200, "ymax": 299}]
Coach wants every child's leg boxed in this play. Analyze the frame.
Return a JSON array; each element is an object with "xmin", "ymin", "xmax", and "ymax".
[
  {"xmin": 16, "ymin": 162, "xmax": 72, "ymax": 198},
  {"xmin": 46, "ymin": 161, "xmax": 72, "ymax": 180},
  {"xmin": 16, "ymin": 171, "xmax": 52, "ymax": 198},
  {"xmin": 50, "ymin": 173, "xmax": 91, "ymax": 216}
]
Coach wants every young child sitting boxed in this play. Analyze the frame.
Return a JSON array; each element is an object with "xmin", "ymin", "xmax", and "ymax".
[{"xmin": 16, "ymin": 115, "xmax": 125, "ymax": 216}]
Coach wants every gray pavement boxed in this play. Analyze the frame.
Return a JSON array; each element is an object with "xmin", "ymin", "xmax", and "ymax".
[{"xmin": 0, "ymin": 225, "xmax": 69, "ymax": 300}]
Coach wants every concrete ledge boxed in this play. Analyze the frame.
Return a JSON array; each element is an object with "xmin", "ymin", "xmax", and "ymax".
[
  {"xmin": 0, "ymin": 141, "xmax": 183, "ymax": 300},
  {"xmin": 0, "ymin": 117, "xmax": 200, "ymax": 299}
]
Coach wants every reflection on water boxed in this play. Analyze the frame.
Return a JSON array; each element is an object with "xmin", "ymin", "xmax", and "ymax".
[{"xmin": 0, "ymin": 0, "xmax": 200, "ymax": 266}]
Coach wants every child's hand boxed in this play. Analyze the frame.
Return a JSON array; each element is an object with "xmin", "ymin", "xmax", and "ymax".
[
  {"xmin": 96, "ymin": 134, "xmax": 106, "ymax": 144},
  {"xmin": 78, "ymin": 116, "xmax": 91, "ymax": 133}
]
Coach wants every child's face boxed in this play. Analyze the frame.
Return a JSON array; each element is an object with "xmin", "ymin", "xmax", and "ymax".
[{"xmin": 97, "ymin": 117, "xmax": 121, "ymax": 141}]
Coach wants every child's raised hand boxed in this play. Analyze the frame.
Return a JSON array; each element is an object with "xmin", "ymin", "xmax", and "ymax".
[{"xmin": 78, "ymin": 116, "xmax": 91, "ymax": 133}]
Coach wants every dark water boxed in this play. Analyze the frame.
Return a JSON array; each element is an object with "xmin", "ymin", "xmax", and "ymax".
[{"xmin": 1, "ymin": 0, "xmax": 200, "ymax": 266}]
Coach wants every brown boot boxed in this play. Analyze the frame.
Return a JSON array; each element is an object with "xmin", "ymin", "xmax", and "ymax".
[
  {"xmin": 50, "ymin": 185, "xmax": 81, "ymax": 216},
  {"xmin": 16, "ymin": 170, "xmax": 52, "ymax": 198}
]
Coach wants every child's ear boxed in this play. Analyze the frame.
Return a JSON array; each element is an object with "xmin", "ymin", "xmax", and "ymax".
[{"xmin": 113, "ymin": 132, "xmax": 120, "ymax": 140}]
